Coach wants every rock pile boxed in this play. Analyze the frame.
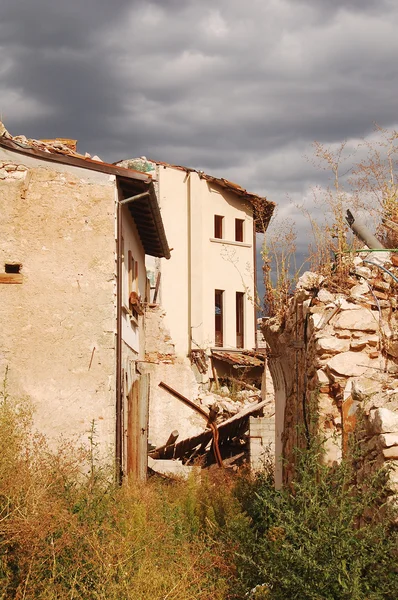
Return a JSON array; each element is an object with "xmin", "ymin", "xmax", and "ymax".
[{"xmin": 263, "ymin": 251, "xmax": 398, "ymax": 489}]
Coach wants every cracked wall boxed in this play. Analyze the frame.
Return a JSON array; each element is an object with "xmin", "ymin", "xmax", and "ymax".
[{"xmin": 0, "ymin": 151, "xmax": 117, "ymax": 457}]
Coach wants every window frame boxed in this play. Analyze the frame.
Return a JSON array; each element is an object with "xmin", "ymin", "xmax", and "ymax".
[
  {"xmin": 214, "ymin": 215, "xmax": 224, "ymax": 239},
  {"xmin": 235, "ymin": 218, "xmax": 244, "ymax": 242}
]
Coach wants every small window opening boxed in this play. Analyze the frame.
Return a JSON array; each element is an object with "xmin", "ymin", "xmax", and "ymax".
[
  {"xmin": 5, "ymin": 263, "xmax": 21, "ymax": 274},
  {"xmin": 235, "ymin": 219, "xmax": 244, "ymax": 242},
  {"xmin": 215, "ymin": 290, "xmax": 224, "ymax": 347},
  {"xmin": 214, "ymin": 215, "xmax": 224, "ymax": 239},
  {"xmin": 236, "ymin": 292, "xmax": 244, "ymax": 348}
]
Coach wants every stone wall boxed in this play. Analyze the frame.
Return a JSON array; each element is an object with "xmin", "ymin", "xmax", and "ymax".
[
  {"xmin": 263, "ymin": 253, "xmax": 398, "ymax": 489},
  {"xmin": 249, "ymin": 416, "xmax": 275, "ymax": 471},
  {"xmin": 0, "ymin": 151, "xmax": 117, "ymax": 458}
]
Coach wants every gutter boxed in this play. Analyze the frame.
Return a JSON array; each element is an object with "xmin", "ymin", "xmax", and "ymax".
[
  {"xmin": 187, "ymin": 172, "xmax": 192, "ymax": 354},
  {"xmin": 115, "ymin": 186, "xmax": 123, "ymax": 484},
  {"xmin": 253, "ymin": 218, "xmax": 258, "ymax": 349}
]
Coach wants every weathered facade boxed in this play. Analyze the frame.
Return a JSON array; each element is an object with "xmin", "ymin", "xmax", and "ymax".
[
  {"xmin": 116, "ymin": 157, "xmax": 275, "ymax": 451},
  {"xmin": 118, "ymin": 158, "xmax": 275, "ymax": 358},
  {"xmin": 0, "ymin": 126, "xmax": 170, "ymax": 478}
]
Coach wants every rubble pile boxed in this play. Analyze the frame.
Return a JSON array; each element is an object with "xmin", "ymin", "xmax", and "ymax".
[{"xmin": 264, "ymin": 250, "xmax": 398, "ymax": 488}]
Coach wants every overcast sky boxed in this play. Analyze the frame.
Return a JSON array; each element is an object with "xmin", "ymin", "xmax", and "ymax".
[{"xmin": 1, "ymin": 0, "xmax": 398, "ymax": 286}]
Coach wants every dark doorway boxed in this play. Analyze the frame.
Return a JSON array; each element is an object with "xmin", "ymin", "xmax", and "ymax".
[
  {"xmin": 236, "ymin": 292, "xmax": 244, "ymax": 348},
  {"xmin": 215, "ymin": 290, "xmax": 224, "ymax": 347}
]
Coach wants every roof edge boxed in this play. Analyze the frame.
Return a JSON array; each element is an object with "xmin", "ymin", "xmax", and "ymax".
[{"xmin": 0, "ymin": 137, "xmax": 152, "ymax": 183}]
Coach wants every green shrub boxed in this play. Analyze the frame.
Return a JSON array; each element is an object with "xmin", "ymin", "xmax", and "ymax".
[{"xmin": 229, "ymin": 443, "xmax": 398, "ymax": 600}]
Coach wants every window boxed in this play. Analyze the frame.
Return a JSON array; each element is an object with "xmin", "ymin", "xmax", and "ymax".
[
  {"xmin": 235, "ymin": 219, "xmax": 244, "ymax": 242},
  {"xmin": 5, "ymin": 263, "xmax": 21, "ymax": 274},
  {"xmin": 128, "ymin": 251, "xmax": 140, "ymax": 321},
  {"xmin": 236, "ymin": 292, "xmax": 244, "ymax": 348},
  {"xmin": 215, "ymin": 290, "xmax": 224, "ymax": 347},
  {"xmin": 214, "ymin": 215, "xmax": 224, "ymax": 239}
]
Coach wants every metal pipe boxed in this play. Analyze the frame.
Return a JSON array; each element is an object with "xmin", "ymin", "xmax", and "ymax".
[
  {"xmin": 363, "ymin": 260, "xmax": 398, "ymax": 285},
  {"xmin": 119, "ymin": 191, "xmax": 149, "ymax": 205},
  {"xmin": 187, "ymin": 172, "xmax": 192, "ymax": 354},
  {"xmin": 115, "ymin": 190, "xmax": 123, "ymax": 483},
  {"xmin": 253, "ymin": 219, "xmax": 258, "ymax": 349},
  {"xmin": 346, "ymin": 209, "xmax": 385, "ymax": 249}
]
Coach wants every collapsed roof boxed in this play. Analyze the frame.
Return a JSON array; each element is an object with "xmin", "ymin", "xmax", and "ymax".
[
  {"xmin": 0, "ymin": 123, "xmax": 170, "ymax": 259},
  {"xmin": 116, "ymin": 157, "xmax": 276, "ymax": 233}
]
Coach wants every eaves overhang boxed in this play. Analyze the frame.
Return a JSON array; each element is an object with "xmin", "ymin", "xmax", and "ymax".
[
  {"xmin": 118, "ymin": 177, "xmax": 171, "ymax": 260},
  {"xmin": 0, "ymin": 136, "xmax": 171, "ymax": 260}
]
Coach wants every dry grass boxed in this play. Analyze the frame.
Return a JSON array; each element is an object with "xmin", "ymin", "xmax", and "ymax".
[{"xmin": 0, "ymin": 386, "xmax": 235, "ymax": 600}]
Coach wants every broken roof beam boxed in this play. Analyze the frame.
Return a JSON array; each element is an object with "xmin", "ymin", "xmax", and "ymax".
[
  {"xmin": 149, "ymin": 399, "xmax": 267, "ymax": 461},
  {"xmin": 346, "ymin": 209, "xmax": 385, "ymax": 250}
]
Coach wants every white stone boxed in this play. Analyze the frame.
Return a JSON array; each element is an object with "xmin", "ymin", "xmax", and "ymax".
[
  {"xmin": 316, "ymin": 337, "xmax": 350, "ymax": 354},
  {"xmin": 369, "ymin": 408, "xmax": 398, "ymax": 434},
  {"xmin": 366, "ymin": 252, "xmax": 391, "ymax": 266},
  {"xmin": 350, "ymin": 377, "xmax": 381, "ymax": 401},
  {"xmin": 317, "ymin": 289, "xmax": 335, "ymax": 303},
  {"xmin": 333, "ymin": 308, "xmax": 379, "ymax": 332},
  {"xmin": 382, "ymin": 447, "xmax": 398, "ymax": 460},
  {"xmin": 323, "ymin": 431, "xmax": 342, "ymax": 465},
  {"xmin": 327, "ymin": 351, "xmax": 370, "ymax": 377},
  {"xmin": 311, "ymin": 313, "xmax": 323, "ymax": 330},
  {"xmin": 296, "ymin": 271, "xmax": 325, "ymax": 291},
  {"xmin": 335, "ymin": 330, "xmax": 351, "ymax": 339},
  {"xmin": 350, "ymin": 339, "xmax": 367, "ymax": 351},
  {"xmin": 200, "ymin": 394, "xmax": 216, "ymax": 407},
  {"xmin": 317, "ymin": 368, "xmax": 330, "ymax": 384},
  {"xmin": 335, "ymin": 297, "xmax": 362, "ymax": 310},
  {"xmin": 355, "ymin": 266, "xmax": 372, "ymax": 278},
  {"xmin": 350, "ymin": 282, "xmax": 369, "ymax": 299},
  {"xmin": 378, "ymin": 433, "xmax": 398, "ymax": 448},
  {"xmin": 366, "ymin": 335, "xmax": 379, "ymax": 347}
]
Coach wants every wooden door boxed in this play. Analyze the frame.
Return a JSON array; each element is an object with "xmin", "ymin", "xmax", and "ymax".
[{"xmin": 127, "ymin": 373, "xmax": 150, "ymax": 480}]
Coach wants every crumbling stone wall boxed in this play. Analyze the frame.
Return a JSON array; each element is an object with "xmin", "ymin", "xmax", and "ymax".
[{"xmin": 263, "ymin": 253, "xmax": 398, "ymax": 489}]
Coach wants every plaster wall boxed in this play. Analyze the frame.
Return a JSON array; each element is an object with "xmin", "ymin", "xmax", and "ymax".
[
  {"xmin": 156, "ymin": 166, "xmax": 189, "ymax": 356},
  {"xmin": 157, "ymin": 167, "xmax": 256, "ymax": 356},
  {"xmin": 121, "ymin": 205, "xmax": 146, "ymax": 359},
  {"xmin": 0, "ymin": 149, "xmax": 117, "ymax": 457}
]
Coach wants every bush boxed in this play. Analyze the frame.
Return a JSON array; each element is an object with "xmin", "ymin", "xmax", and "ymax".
[
  {"xmin": 0, "ymin": 386, "xmax": 232, "ymax": 600},
  {"xmin": 229, "ymin": 443, "xmax": 398, "ymax": 600},
  {"xmin": 1, "ymin": 383, "xmax": 397, "ymax": 600}
]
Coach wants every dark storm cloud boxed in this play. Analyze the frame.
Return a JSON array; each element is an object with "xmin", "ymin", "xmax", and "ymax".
[{"xmin": 1, "ymin": 0, "xmax": 398, "ymax": 207}]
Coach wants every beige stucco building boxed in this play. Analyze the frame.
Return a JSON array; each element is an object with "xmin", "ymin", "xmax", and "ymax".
[
  {"xmin": 0, "ymin": 126, "xmax": 170, "ymax": 479},
  {"xmin": 118, "ymin": 158, "xmax": 274, "ymax": 359},
  {"xmin": 118, "ymin": 157, "xmax": 275, "ymax": 450}
]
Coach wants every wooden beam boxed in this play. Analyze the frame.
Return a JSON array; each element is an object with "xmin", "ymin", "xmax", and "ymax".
[{"xmin": 0, "ymin": 273, "xmax": 23, "ymax": 284}]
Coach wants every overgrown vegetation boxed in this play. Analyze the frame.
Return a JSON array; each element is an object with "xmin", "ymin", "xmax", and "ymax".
[
  {"xmin": 1, "ymin": 386, "xmax": 397, "ymax": 599},
  {"xmin": 231, "ymin": 446, "xmax": 398, "ymax": 600},
  {"xmin": 262, "ymin": 126, "xmax": 398, "ymax": 318}
]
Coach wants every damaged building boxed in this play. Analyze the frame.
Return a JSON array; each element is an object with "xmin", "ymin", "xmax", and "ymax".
[
  {"xmin": 116, "ymin": 157, "xmax": 276, "ymax": 474},
  {"xmin": 0, "ymin": 122, "xmax": 276, "ymax": 480},
  {"xmin": 0, "ymin": 124, "xmax": 170, "ymax": 480}
]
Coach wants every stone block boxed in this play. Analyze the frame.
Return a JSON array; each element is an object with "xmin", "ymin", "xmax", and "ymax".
[
  {"xmin": 369, "ymin": 408, "xmax": 398, "ymax": 434},
  {"xmin": 333, "ymin": 308, "xmax": 379, "ymax": 332},
  {"xmin": 378, "ymin": 433, "xmax": 398, "ymax": 448},
  {"xmin": 327, "ymin": 351, "xmax": 370, "ymax": 377},
  {"xmin": 316, "ymin": 336, "xmax": 350, "ymax": 354},
  {"xmin": 382, "ymin": 447, "xmax": 398, "ymax": 460}
]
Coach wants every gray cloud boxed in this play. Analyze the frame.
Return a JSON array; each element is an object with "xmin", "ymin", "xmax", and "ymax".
[{"xmin": 1, "ymin": 0, "xmax": 398, "ymax": 295}]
